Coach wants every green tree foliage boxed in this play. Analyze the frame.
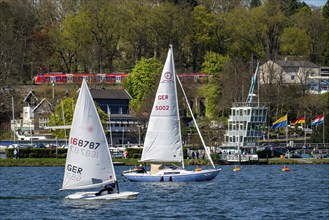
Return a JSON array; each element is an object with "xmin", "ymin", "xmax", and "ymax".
[
  {"xmin": 1, "ymin": 0, "xmax": 329, "ymax": 141},
  {"xmin": 323, "ymin": 0, "xmax": 329, "ymax": 20},
  {"xmin": 202, "ymin": 51, "xmax": 231, "ymax": 78},
  {"xmin": 223, "ymin": 5, "xmax": 267, "ymax": 59},
  {"xmin": 291, "ymin": 6, "xmax": 327, "ymax": 62},
  {"xmin": 125, "ymin": 57, "xmax": 162, "ymax": 112},
  {"xmin": 189, "ymin": 5, "xmax": 217, "ymax": 70},
  {"xmin": 284, "ymin": 0, "xmax": 307, "ymax": 16},
  {"xmin": 84, "ymin": 1, "xmax": 123, "ymax": 72},
  {"xmin": 200, "ymin": 52, "xmax": 230, "ymax": 118},
  {"xmin": 52, "ymin": 10, "xmax": 92, "ymax": 73},
  {"xmin": 0, "ymin": 1, "xmax": 38, "ymax": 85},
  {"xmin": 48, "ymin": 97, "xmax": 108, "ymax": 138},
  {"xmin": 250, "ymin": 0, "xmax": 262, "ymax": 8},
  {"xmin": 280, "ymin": 27, "xmax": 310, "ymax": 56},
  {"xmin": 261, "ymin": 1, "xmax": 289, "ymax": 59},
  {"xmin": 48, "ymin": 98, "xmax": 75, "ymax": 138}
]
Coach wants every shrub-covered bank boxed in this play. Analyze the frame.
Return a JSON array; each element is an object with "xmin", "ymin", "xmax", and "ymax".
[
  {"xmin": 5, "ymin": 148, "xmax": 67, "ymax": 159},
  {"xmin": 1, "ymin": 157, "xmax": 328, "ymax": 167}
]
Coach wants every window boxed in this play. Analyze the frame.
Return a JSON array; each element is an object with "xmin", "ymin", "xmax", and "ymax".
[{"xmin": 39, "ymin": 118, "xmax": 49, "ymax": 128}]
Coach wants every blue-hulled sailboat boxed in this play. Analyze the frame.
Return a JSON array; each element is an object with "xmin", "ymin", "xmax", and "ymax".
[{"xmin": 122, "ymin": 45, "xmax": 220, "ymax": 182}]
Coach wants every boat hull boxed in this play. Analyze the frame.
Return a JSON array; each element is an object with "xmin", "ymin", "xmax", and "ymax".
[
  {"xmin": 65, "ymin": 191, "xmax": 139, "ymax": 200},
  {"xmin": 123, "ymin": 169, "xmax": 220, "ymax": 182}
]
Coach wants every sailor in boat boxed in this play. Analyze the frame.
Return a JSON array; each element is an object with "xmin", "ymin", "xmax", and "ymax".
[
  {"xmin": 127, "ymin": 164, "xmax": 147, "ymax": 174},
  {"xmin": 137, "ymin": 164, "xmax": 147, "ymax": 173},
  {"xmin": 95, "ymin": 182, "xmax": 116, "ymax": 196}
]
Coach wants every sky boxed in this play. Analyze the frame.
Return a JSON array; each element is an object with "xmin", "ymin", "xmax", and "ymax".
[{"xmin": 303, "ymin": 0, "xmax": 327, "ymax": 7}]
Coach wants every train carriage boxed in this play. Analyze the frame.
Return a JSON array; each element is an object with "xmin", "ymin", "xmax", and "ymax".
[
  {"xmin": 33, "ymin": 73, "xmax": 127, "ymax": 85},
  {"xmin": 33, "ymin": 72, "xmax": 204, "ymax": 85}
]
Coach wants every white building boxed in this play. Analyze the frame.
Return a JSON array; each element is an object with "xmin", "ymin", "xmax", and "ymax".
[{"xmin": 259, "ymin": 60, "xmax": 320, "ymax": 85}]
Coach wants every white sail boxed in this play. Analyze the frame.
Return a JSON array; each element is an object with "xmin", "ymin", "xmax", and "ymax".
[
  {"xmin": 141, "ymin": 46, "xmax": 183, "ymax": 163},
  {"xmin": 62, "ymin": 79, "xmax": 116, "ymax": 190}
]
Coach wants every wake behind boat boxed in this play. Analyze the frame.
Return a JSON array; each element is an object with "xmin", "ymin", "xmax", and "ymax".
[
  {"xmin": 122, "ymin": 45, "xmax": 220, "ymax": 182},
  {"xmin": 61, "ymin": 79, "xmax": 138, "ymax": 200}
]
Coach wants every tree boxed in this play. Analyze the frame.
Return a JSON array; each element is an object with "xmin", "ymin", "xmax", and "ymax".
[
  {"xmin": 0, "ymin": 0, "xmax": 39, "ymax": 85},
  {"xmin": 291, "ymin": 6, "xmax": 327, "ymax": 62},
  {"xmin": 48, "ymin": 97, "xmax": 108, "ymax": 138},
  {"xmin": 119, "ymin": 1, "xmax": 154, "ymax": 63},
  {"xmin": 261, "ymin": 1, "xmax": 288, "ymax": 60},
  {"xmin": 51, "ymin": 10, "xmax": 92, "ymax": 73},
  {"xmin": 250, "ymin": 0, "xmax": 262, "ymax": 8},
  {"xmin": 223, "ymin": 5, "xmax": 267, "ymax": 59},
  {"xmin": 189, "ymin": 5, "xmax": 217, "ymax": 71},
  {"xmin": 124, "ymin": 57, "xmax": 163, "ymax": 113},
  {"xmin": 85, "ymin": 1, "xmax": 123, "ymax": 72},
  {"xmin": 323, "ymin": 0, "xmax": 329, "ymax": 21},
  {"xmin": 280, "ymin": 27, "xmax": 310, "ymax": 56},
  {"xmin": 200, "ymin": 51, "xmax": 230, "ymax": 118}
]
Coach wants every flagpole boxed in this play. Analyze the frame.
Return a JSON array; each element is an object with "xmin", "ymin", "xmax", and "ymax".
[{"xmin": 286, "ymin": 114, "xmax": 288, "ymax": 147}]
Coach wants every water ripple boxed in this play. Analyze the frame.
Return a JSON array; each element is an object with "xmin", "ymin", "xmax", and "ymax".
[{"xmin": 0, "ymin": 165, "xmax": 328, "ymax": 219}]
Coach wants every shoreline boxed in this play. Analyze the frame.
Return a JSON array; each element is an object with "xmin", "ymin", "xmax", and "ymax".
[{"xmin": 0, "ymin": 158, "xmax": 328, "ymax": 167}]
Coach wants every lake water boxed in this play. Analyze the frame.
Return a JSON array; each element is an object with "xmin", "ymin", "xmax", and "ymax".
[{"xmin": 0, "ymin": 165, "xmax": 328, "ymax": 219}]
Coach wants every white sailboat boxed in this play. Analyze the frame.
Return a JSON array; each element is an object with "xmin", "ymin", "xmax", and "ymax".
[
  {"xmin": 61, "ymin": 79, "xmax": 138, "ymax": 200},
  {"xmin": 122, "ymin": 45, "xmax": 220, "ymax": 182}
]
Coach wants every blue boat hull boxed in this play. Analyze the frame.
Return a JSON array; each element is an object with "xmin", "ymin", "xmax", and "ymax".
[{"xmin": 123, "ymin": 169, "xmax": 220, "ymax": 182}]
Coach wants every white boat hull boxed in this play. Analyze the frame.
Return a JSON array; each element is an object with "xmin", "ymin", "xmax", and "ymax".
[{"xmin": 65, "ymin": 191, "xmax": 139, "ymax": 200}]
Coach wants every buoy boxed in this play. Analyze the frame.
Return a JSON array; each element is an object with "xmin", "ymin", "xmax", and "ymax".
[
  {"xmin": 233, "ymin": 166, "xmax": 241, "ymax": 172},
  {"xmin": 282, "ymin": 166, "xmax": 290, "ymax": 172}
]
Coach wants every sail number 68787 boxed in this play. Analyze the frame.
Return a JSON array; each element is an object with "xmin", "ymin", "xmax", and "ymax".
[{"xmin": 70, "ymin": 137, "xmax": 100, "ymax": 150}]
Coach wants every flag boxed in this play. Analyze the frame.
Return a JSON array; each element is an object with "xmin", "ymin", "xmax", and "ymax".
[
  {"xmin": 311, "ymin": 114, "xmax": 324, "ymax": 127},
  {"xmin": 271, "ymin": 114, "xmax": 288, "ymax": 129},
  {"xmin": 291, "ymin": 116, "xmax": 305, "ymax": 125}
]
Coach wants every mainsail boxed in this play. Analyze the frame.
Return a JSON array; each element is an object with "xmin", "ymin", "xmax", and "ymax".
[
  {"xmin": 62, "ymin": 79, "xmax": 116, "ymax": 190},
  {"xmin": 141, "ymin": 46, "xmax": 183, "ymax": 163}
]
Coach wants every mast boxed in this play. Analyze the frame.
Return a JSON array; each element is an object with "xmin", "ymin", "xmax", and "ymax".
[
  {"xmin": 304, "ymin": 112, "xmax": 306, "ymax": 146},
  {"xmin": 246, "ymin": 61, "xmax": 260, "ymax": 104},
  {"xmin": 176, "ymin": 75, "xmax": 216, "ymax": 169},
  {"xmin": 12, "ymin": 97, "xmax": 15, "ymax": 143},
  {"xmin": 323, "ymin": 112, "xmax": 325, "ymax": 145},
  {"xmin": 61, "ymin": 102, "xmax": 68, "ymax": 146},
  {"xmin": 170, "ymin": 45, "xmax": 185, "ymax": 169},
  {"xmin": 107, "ymin": 105, "xmax": 113, "ymax": 146}
]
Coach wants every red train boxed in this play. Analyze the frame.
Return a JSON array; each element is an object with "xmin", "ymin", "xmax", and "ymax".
[
  {"xmin": 33, "ymin": 72, "xmax": 206, "ymax": 84},
  {"xmin": 33, "ymin": 72, "xmax": 128, "ymax": 84}
]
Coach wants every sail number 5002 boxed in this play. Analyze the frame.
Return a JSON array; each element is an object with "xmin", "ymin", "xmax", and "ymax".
[
  {"xmin": 155, "ymin": 105, "xmax": 169, "ymax": 110},
  {"xmin": 70, "ymin": 137, "xmax": 100, "ymax": 149}
]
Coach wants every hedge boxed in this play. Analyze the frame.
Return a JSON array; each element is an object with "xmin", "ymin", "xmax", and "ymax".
[{"xmin": 5, "ymin": 148, "xmax": 67, "ymax": 159}]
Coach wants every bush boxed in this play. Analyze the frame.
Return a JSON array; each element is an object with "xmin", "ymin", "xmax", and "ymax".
[
  {"xmin": 127, "ymin": 148, "xmax": 142, "ymax": 159},
  {"xmin": 5, "ymin": 148, "xmax": 68, "ymax": 158}
]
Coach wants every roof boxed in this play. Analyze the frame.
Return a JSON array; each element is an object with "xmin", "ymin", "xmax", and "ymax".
[
  {"xmin": 274, "ymin": 60, "xmax": 320, "ymax": 68},
  {"xmin": 23, "ymin": 91, "xmax": 38, "ymax": 103},
  {"xmin": 32, "ymin": 98, "xmax": 53, "ymax": 112},
  {"xmin": 90, "ymin": 89, "xmax": 132, "ymax": 100}
]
